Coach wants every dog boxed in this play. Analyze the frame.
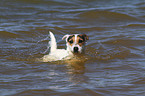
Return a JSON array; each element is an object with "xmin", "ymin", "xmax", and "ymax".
[{"xmin": 41, "ymin": 31, "xmax": 88, "ymax": 62}]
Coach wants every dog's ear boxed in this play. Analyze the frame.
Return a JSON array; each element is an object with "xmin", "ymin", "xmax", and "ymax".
[
  {"xmin": 79, "ymin": 34, "xmax": 89, "ymax": 41},
  {"xmin": 83, "ymin": 34, "xmax": 89, "ymax": 40},
  {"xmin": 62, "ymin": 35, "xmax": 70, "ymax": 40}
]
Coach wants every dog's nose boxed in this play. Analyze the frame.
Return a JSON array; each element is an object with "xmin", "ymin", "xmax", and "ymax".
[{"xmin": 74, "ymin": 47, "xmax": 79, "ymax": 53}]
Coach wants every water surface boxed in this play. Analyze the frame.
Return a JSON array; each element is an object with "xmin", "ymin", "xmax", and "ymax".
[{"xmin": 0, "ymin": 0, "xmax": 145, "ymax": 96}]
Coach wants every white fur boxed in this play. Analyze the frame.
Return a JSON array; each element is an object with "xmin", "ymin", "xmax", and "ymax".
[
  {"xmin": 40, "ymin": 31, "xmax": 87, "ymax": 62},
  {"xmin": 41, "ymin": 31, "xmax": 73, "ymax": 62},
  {"xmin": 70, "ymin": 34, "xmax": 83, "ymax": 53},
  {"xmin": 63, "ymin": 34, "xmax": 84, "ymax": 54}
]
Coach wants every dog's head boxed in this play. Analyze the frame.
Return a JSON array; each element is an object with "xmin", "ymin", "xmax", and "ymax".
[{"xmin": 62, "ymin": 34, "xmax": 89, "ymax": 53}]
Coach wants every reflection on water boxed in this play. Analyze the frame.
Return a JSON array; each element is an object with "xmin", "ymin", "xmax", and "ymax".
[
  {"xmin": 66, "ymin": 58, "xmax": 88, "ymax": 84},
  {"xmin": 0, "ymin": 0, "xmax": 145, "ymax": 96}
]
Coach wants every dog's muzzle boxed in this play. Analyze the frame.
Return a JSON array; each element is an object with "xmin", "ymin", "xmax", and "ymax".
[{"xmin": 73, "ymin": 47, "xmax": 79, "ymax": 53}]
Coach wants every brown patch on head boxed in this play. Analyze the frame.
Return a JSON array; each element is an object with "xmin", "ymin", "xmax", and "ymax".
[
  {"xmin": 78, "ymin": 34, "xmax": 89, "ymax": 41},
  {"xmin": 77, "ymin": 34, "xmax": 88, "ymax": 46},
  {"xmin": 76, "ymin": 34, "xmax": 89, "ymax": 46},
  {"xmin": 67, "ymin": 34, "xmax": 89, "ymax": 46},
  {"xmin": 67, "ymin": 35, "xmax": 75, "ymax": 46}
]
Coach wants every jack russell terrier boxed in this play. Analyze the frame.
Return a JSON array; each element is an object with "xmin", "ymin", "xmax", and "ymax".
[{"xmin": 41, "ymin": 31, "xmax": 88, "ymax": 62}]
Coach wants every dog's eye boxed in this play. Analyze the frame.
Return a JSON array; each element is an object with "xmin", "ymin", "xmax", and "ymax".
[
  {"xmin": 79, "ymin": 40, "xmax": 83, "ymax": 43},
  {"xmin": 69, "ymin": 40, "xmax": 73, "ymax": 44}
]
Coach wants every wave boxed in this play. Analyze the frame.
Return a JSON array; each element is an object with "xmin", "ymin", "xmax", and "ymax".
[
  {"xmin": 122, "ymin": 23, "xmax": 145, "ymax": 28},
  {"xmin": 78, "ymin": 10, "xmax": 139, "ymax": 23},
  {"xmin": 0, "ymin": 31, "xmax": 19, "ymax": 38},
  {"xmin": 103, "ymin": 39, "xmax": 145, "ymax": 47}
]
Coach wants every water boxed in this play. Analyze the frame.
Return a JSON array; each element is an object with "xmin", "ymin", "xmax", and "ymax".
[{"xmin": 0, "ymin": 0, "xmax": 145, "ymax": 96}]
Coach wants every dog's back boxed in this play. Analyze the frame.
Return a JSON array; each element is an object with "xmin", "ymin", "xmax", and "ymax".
[{"xmin": 41, "ymin": 32, "xmax": 72, "ymax": 62}]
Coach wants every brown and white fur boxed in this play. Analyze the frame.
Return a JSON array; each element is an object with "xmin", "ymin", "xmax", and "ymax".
[
  {"xmin": 62, "ymin": 34, "xmax": 88, "ymax": 54},
  {"xmin": 41, "ymin": 31, "xmax": 88, "ymax": 62}
]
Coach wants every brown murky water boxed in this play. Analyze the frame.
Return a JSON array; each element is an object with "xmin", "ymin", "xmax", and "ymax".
[{"xmin": 0, "ymin": 0, "xmax": 145, "ymax": 96}]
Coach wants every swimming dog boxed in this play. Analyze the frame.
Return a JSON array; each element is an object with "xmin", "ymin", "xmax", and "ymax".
[{"xmin": 41, "ymin": 31, "xmax": 88, "ymax": 62}]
